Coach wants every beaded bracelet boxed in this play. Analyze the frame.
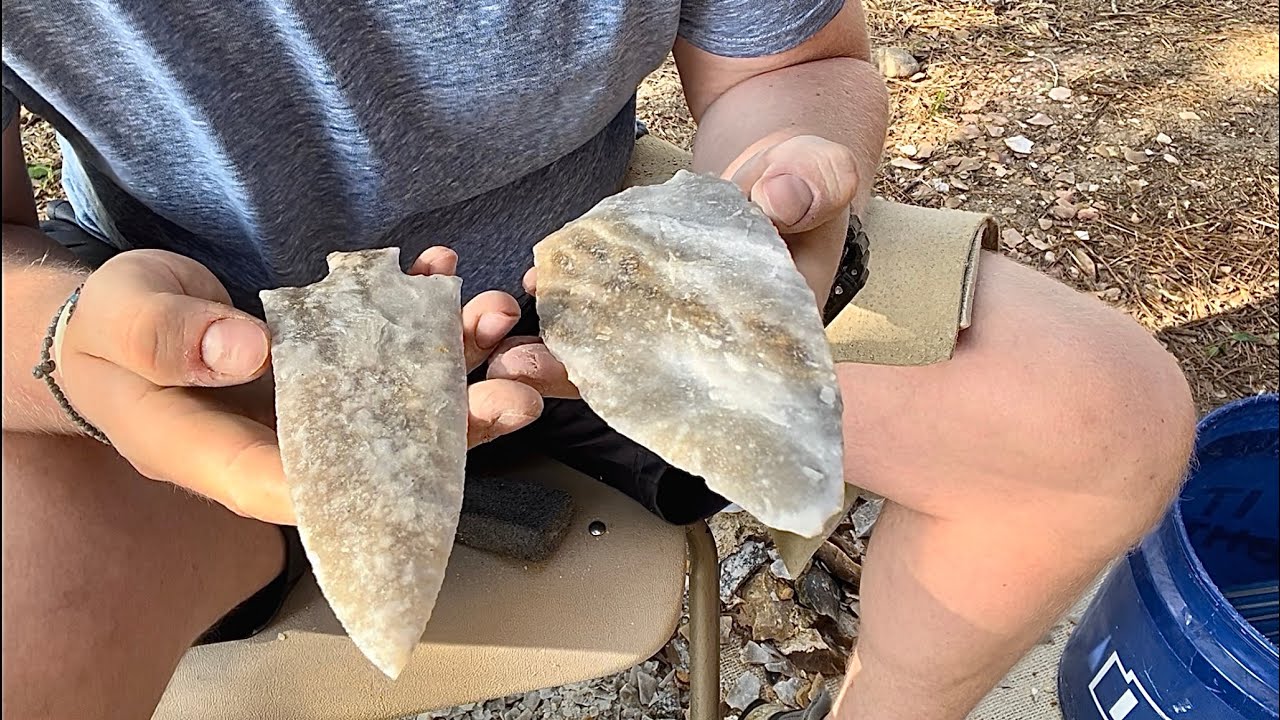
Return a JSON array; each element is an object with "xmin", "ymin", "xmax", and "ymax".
[{"xmin": 31, "ymin": 285, "xmax": 111, "ymax": 445}]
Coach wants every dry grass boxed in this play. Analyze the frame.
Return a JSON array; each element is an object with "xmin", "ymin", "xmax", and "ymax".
[{"xmin": 17, "ymin": 0, "xmax": 1279, "ymax": 412}]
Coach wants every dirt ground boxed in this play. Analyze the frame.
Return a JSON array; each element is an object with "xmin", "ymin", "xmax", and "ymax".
[{"xmin": 13, "ymin": 1, "xmax": 1277, "ymax": 716}]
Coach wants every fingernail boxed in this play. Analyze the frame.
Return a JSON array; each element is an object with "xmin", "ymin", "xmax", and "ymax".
[
  {"xmin": 758, "ymin": 174, "xmax": 814, "ymax": 227},
  {"xmin": 476, "ymin": 313, "xmax": 517, "ymax": 350},
  {"xmin": 202, "ymin": 319, "xmax": 269, "ymax": 377}
]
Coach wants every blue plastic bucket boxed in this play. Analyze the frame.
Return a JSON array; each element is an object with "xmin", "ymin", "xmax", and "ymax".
[{"xmin": 1059, "ymin": 394, "xmax": 1279, "ymax": 720}]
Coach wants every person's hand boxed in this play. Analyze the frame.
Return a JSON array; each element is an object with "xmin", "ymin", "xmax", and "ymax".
[
  {"xmin": 484, "ymin": 267, "xmax": 581, "ymax": 400},
  {"xmin": 724, "ymin": 133, "xmax": 861, "ymax": 236},
  {"xmin": 55, "ymin": 247, "xmax": 540, "ymax": 525},
  {"xmin": 725, "ymin": 134, "xmax": 860, "ymax": 304},
  {"xmin": 410, "ymin": 247, "xmax": 544, "ymax": 446}
]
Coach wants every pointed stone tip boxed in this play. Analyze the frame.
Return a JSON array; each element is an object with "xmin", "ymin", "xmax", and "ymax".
[
  {"xmin": 750, "ymin": 494, "xmax": 843, "ymax": 540},
  {"xmin": 355, "ymin": 634, "xmax": 416, "ymax": 681},
  {"xmin": 339, "ymin": 608, "xmax": 430, "ymax": 682}
]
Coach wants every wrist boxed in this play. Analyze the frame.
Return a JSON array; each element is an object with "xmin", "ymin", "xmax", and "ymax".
[
  {"xmin": 784, "ymin": 211, "xmax": 849, "ymax": 308},
  {"xmin": 1, "ymin": 254, "xmax": 91, "ymax": 433}
]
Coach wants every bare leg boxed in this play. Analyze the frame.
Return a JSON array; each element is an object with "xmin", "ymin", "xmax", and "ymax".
[
  {"xmin": 832, "ymin": 253, "xmax": 1196, "ymax": 720},
  {"xmin": 2, "ymin": 432, "xmax": 284, "ymax": 720}
]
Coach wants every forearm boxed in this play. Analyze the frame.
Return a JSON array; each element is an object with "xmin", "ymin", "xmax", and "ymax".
[
  {"xmin": 2, "ymin": 223, "xmax": 91, "ymax": 433},
  {"xmin": 691, "ymin": 56, "xmax": 886, "ymax": 212},
  {"xmin": 689, "ymin": 57, "xmax": 888, "ymax": 301}
]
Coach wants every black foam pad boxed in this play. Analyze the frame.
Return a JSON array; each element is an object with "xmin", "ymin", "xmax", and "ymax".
[{"xmin": 455, "ymin": 473, "xmax": 575, "ymax": 563}]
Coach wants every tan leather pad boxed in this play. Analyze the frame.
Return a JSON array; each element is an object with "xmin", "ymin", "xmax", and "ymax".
[
  {"xmin": 154, "ymin": 460, "xmax": 687, "ymax": 720},
  {"xmin": 826, "ymin": 197, "xmax": 998, "ymax": 366}
]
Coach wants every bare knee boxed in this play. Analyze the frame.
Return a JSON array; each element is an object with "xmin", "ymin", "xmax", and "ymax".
[{"xmin": 968, "ymin": 258, "xmax": 1196, "ymax": 552}]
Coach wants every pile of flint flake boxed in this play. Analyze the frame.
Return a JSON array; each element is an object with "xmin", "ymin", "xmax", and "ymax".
[
  {"xmin": 416, "ymin": 497, "xmax": 884, "ymax": 720},
  {"xmin": 711, "ymin": 499, "xmax": 882, "ymax": 715}
]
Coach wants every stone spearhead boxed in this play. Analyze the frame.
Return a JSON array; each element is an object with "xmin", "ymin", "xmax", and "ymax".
[
  {"xmin": 261, "ymin": 247, "xmax": 468, "ymax": 679},
  {"xmin": 533, "ymin": 170, "xmax": 845, "ymax": 538}
]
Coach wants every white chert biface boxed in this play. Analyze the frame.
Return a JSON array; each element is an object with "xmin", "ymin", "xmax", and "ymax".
[
  {"xmin": 261, "ymin": 247, "xmax": 468, "ymax": 679},
  {"xmin": 534, "ymin": 170, "xmax": 845, "ymax": 538}
]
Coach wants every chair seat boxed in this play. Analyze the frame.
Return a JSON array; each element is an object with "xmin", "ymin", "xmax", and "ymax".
[{"xmin": 154, "ymin": 458, "xmax": 688, "ymax": 720}]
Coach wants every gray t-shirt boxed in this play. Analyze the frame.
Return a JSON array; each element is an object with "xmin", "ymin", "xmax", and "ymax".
[{"xmin": 3, "ymin": 0, "xmax": 842, "ymax": 313}]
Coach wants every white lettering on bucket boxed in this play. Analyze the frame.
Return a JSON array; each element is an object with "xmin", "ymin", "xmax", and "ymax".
[{"xmin": 1088, "ymin": 651, "xmax": 1174, "ymax": 720}]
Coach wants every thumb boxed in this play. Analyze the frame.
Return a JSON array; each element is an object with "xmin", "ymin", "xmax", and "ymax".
[
  {"xmin": 753, "ymin": 174, "xmax": 815, "ymax": 230},
  {"xmin": 729, "ymin": 135, "xmax": 860, "ymax": 234},
  {"xmin": 73, "ymin": 250, "xmax": 271, "ymax": 387}
]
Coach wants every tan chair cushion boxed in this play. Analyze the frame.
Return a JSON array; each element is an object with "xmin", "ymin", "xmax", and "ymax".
[{"xmin": 154, "ymin": 459, "xmax": 687, "ymax": 720}]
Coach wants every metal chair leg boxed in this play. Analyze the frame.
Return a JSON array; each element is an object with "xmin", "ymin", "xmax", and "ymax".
[{"xmin": 686, "ymin": 521, "xmax": 720, "ymax": 720}]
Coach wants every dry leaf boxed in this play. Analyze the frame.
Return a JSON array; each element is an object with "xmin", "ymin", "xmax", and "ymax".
[
  {"xmin": 1027, "ymin": 112, "xmax": 1055, "ymax": 126},
  {"xmin": 1071, "ymin": 246, "xmax": 1097, "ymax": 278},
  {"xmin": 1123, "ymin": 149, "xmax": 1150, "ymax": 164},
  {"xmin": 1047, "ymin": 87, "xmax": 1073, "ymax": 101},
  {"xmin": 1177, "ymin": 111, "xmax": 1201, "ymax": 121},
  {"xmin": 1156, "ymin": 133, "xmax": 1173, "ymax": 145},
  {"xmin": 889, "ymin": 157, "xmax": 925, "ymax": 170},
  {"xmin": 1073, "ymin": 230, "xmax": 1091, "ymax": 241},
  {"xmin": 1000, "ymin": 228, "xmax": 1026, "ymax": 248},
  {"xmin": 1004, "ymin": 135, "xmax": 1034, "ymax": 154},
  {"xmin": 986, "ymin": 125, "xmax": 1007, "ymax": 137},
  {"xmin": 1077, "ymin": 207, "xmax": 1101, "ymax": 222},
  {"xmin": 1038, "ymin": 218, "xmax": 1055, "ymax": 231},
  {"xmin": 898, "ymin": 144, "xmax": 918, "ymax": 157},
  {"xmin": 1163, "ymin": 154, "xmax": 1181, "ymax": 165},
  {"xmin": 1027, "ymin": 233, "xmax": 1052, "ymax": 250}
]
